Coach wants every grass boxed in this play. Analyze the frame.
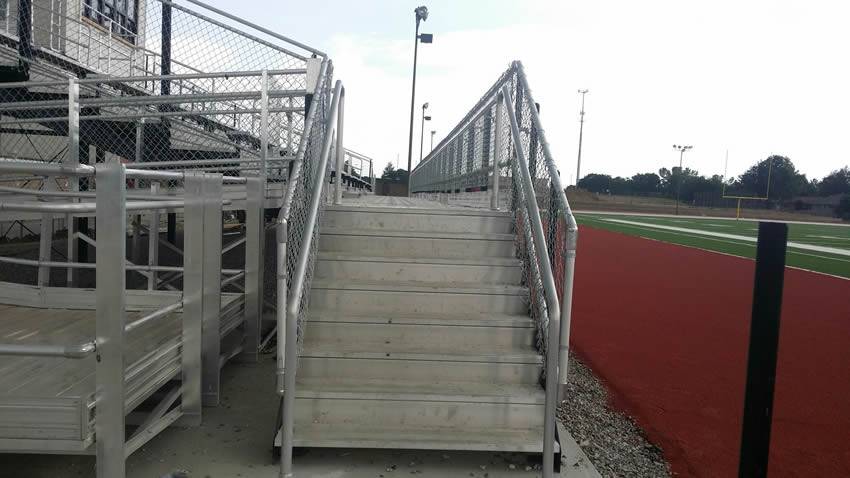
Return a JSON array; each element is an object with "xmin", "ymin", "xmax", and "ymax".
[{"xmin": 575, "ymin": 213, "xmax": 850, "ymax": 279}]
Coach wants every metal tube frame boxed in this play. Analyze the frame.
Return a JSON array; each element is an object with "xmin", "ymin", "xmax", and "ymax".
[{"xmin": 279, "ymin": 79, "xmax": 343, "ymax": 478}]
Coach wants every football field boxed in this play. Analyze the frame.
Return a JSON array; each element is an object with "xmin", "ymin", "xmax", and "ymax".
[{"xmin": 575, "ymin": 212, "xmax": 850, "ymax": 278}]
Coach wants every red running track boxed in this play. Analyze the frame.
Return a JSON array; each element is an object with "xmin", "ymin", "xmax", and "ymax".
[{"xmin": 571, "ymin": 226, "xmax": 850, "ymax": 477}]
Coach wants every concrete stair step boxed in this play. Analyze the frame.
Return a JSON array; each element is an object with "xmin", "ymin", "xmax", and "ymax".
[
  {"xmin": 300, "ymin": 341, "xmax": 541, "ymax": 364},
  {"xmin": 296, "ymin": 378, "xmax": 545, "ymax": 404},
  {"xmin": 304, "ymin": 320, "xmax": 535, "ymax": 350},
  {"xmin": 294, "ymin": 395, "xmax": 544, "ymax": 429},
  {"xmin": 292, "ymin": 424, "xmax": 552, "ymax": 453},
  {"xmin": 307, "ymin": 309, "xmax": 534, "ymax": 327},
  {"xmin": 315, "ymin": 253, "xmax": 522, "ymax": 284},
  {"xmin": 318, "ymin": 227, "xmax": 515, "ymax": 258},
  {"xmin": 308, "ymin": 282, "xmax": 528, "ymax": 315},
  {"xmin": 322, "ymin": 205, "xmax": 513, "ymax": 234},
  {"xmin": 298, "ymin": 356, "xmax": 542, "ymax": 385}
]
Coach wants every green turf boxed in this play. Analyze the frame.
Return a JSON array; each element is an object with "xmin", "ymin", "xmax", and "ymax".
[{"xmin": 575, "ymin": 213, "xmax": 850, "ymax": 279}]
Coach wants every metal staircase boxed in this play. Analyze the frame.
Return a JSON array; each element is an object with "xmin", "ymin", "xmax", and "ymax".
[{"xmin": 296, "ymin": 204, "xmax": 549, "ymax": 451}]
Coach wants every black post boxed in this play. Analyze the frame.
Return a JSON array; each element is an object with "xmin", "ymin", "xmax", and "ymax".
[
  {"xmin": 16, "ymin": 0, "xmax": 33, "ymax": 61},
  {"xmin": 160, "ymin": 3, "xmax": 178, "ymax": 245},
  {"xmin": 405, "ymin": 18, "xmax": 421, "ymax": 197},
  {"xmin": 738, "ymin": 221, "xmax": 788, "ymax": 478}
]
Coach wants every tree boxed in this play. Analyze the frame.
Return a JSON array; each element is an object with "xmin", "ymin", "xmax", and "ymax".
[
  {"xmin": 630, "ymin": 172, "xmax": 661, "ymax": 194},
  {"xmin": 738, "ymin": 155, "xmax": 809, "ymax": 200},
  {"xmin": 577, "ymin": 173, "xmax": 612, "ymax": 193},
  {"xmin": 381, "ymin": 162, "xmax": 408, "ymax": 182},
  {"xmin": 818, "ymin": 166, "xmax": 850, "ymax": 196},
  {"xmin": 836, "ymin": 194, "xmax": 850, "ymax": 220}
]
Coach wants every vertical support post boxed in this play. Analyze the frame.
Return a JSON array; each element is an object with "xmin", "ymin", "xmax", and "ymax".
[
  {"xmin": 333, "ymin": 91, "xmax": 345, "ymax": 205},
  {"xmin": 558, "ymin": 219, "xmax": 578, "ymax": 394},
  {"xmin": 161, "ymin": 0, "xmax": 177, "ymax": 246},
  {"xmin": 147, "ymin": 182, "xmax": 160, "ymax": 290},
  {"xmin": 201, "ymin": 173, "xmax": 223, "ymax": 407},
  {"xmin": 95, "ymin": 161, "xmax": 126, "ymax": 478},
  {"xmin": 37, "ymin": 175, "xmax": 54, "ymax": 287},
  {"xmin": 490, "ymin": 95, "xmax": 503, "ymax": 210},
  {"xmin": 181, "ymin": 173, "xmax": 204, "ymax": 425},
  {"xmin": 67, "ymin": 78, "xmax": 80, "ymax": 286},
  {"xmin": 240, "ymin": 176, "xmax": 265, "ymax": 362},
  {"xmin": 16, "ymin": 0, "xmax": 33, "ymax": 66},
  {"xmin": 738, "ymin": 222, "xmax": 788, "ymax": 478},
  {"xmin": 260, "ymin": 69, "xmax": 269, "ymax": 180}
]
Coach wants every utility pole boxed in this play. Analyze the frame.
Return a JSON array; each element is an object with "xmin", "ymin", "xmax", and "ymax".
[
  {"xmin": 406, "ymin": 6, "xmax": 432, "ymax": 197},
  {"xmin": 419, "ymin": 102, "xmax": 430, "ymax": 165},
  {"xmin": 575, "ymin": 89, "xmax": 589, "ymax": 186},
  {"xmin": 673, "ymin": 144, "xmax": 693, "ymax": 215}
]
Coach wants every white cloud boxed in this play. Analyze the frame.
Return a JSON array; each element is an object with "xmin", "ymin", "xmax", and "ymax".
[{"xmin": 329, "ymin": 0, "xmax": 850, "ymax": 182}]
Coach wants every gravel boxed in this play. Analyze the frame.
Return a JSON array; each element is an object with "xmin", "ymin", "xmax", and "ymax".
[{"xmin": 559, "ymin": 353, "xmax": 672, "ymax": 478}]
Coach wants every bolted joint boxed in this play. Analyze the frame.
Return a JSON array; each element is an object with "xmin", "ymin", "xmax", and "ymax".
[
  {"xmin": 276, "ymin": 219, "xmax": 288, "ymax": 244},
  {"xmin": 276, "ymin": 370, "xmax": 286, "ymax": 396}
]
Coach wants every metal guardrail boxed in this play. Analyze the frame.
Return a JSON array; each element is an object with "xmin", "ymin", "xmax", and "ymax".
[
  {"xmin": 275, "ymin": 71, "xmax": 342, "ymax": 477},
  {"xmin": 410, "ymin": 61, "xmax": 579, "ymax": 478}
]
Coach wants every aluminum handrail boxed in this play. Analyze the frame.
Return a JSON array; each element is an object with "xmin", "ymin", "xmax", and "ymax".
[
  {"xmin": 278, "ymin": 79, "xmax": 343, "ymax": 478},
  {"xmin": 0, "ymin": 341, "xmax": 96, "ymax": 359},
  {"xmin": 124, "ymin": 302, "xmax": 183, "ymax": 333},
  {"xmin": 0, "ymin": 160, "xmax": 247, "ymax": 184},
  {"xmin": 501, "ymin": 85, "xmax": 561, "ymax": 478}
]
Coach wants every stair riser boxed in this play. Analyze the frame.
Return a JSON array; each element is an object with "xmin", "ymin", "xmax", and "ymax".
[
  {"xmin": 309, "ymin": 289, "xmax": 527, "ymax": 315},
  {"xmin": 298, "ymin": 358, "xmax": 542, "ymax": 384},
  {"xmin": 319, "ymin": 234, "xmax": 515, "ymax": 259},
  {"xmin": 295, "ymin": 398, "xmax": 544, "ymax": 429},
  {"xmin": 305, "ymin": 322, "xmax": 535, "ymax": 349},
  {"xmin": 323, "ymin": 210, "xmax": 512, "ymax": 234},
  {"xmin": 314, "ymin": 259, "xmax": 521, "ymax": 284}
]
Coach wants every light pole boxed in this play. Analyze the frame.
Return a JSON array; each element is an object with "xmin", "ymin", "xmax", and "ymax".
[
  {"xmin": 419, "ymin": 102, "xmax": 431, "ymax": 165},
  {"xmin": 575, "ymin": 89, "xmax": 589, "ymax": 186},
  {"xmin": 406, "ymin": 6, "xmax": 432, "ymax": 196},
  {"xmin": 430, "ymin": 130, "xmax": 436, "ymax": 152},
  {"xmin": 672, "ymin": 144, "xmax": 693, "ymax": 215}
]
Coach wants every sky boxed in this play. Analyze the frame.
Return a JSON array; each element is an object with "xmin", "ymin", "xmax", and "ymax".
[{"xmin": 203, "ymin": 0, "xmax": 850, "ymax": 183}]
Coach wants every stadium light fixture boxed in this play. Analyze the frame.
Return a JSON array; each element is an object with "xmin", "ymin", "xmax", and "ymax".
[
  {"xmin": 406, "ymin": 5, "xmax": 433, "ymax": 196},
  {"xmin": 672, "ymin": 144, "xmax": 694, "ymax": 215},
  {"xmin": 419, "ymin": 102, "xmax": 431, "ymax": 166}
]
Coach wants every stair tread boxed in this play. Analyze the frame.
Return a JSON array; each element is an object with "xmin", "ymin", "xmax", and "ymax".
[
  {"xmin": 317, "ymin": 252, "xmax": 520, "ymax": 267},
  {"xmin": 301, "ymin": 342, "xmax": 542, "ymax": 363},
  {"xmin": 320, "ymin": 227, "xmax": 514, "ymax": 241},
  {"xmin": 295, "ymin": 378, "xmax": 545, "ymax": 403},
  {"xmin": 324, "ymin": 205, "xmax": 512, "ymax": 217},
  {"xmin": 292, "ymin": 423, "xmax": 553, "ymax": 452},
  {"xmin": 311, "ymin": 279, "xmax": 526, "ymax": 295},
  {"xmin": 307, "ymin": 309, "xmax": 534, "ymax": 327}
]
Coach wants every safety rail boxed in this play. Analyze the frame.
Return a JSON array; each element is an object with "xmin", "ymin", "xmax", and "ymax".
[
  {"xmin": 274, "ymin": 59, "xmax": 341, "ymax": 476},
  {"xmin": 0, "ymin": 159, "xmax": 256, "ymax": 476},
  {"xmin": 410, "ymin": 61, "xmax": 579, "ymax": 478},
  {"xmin": 338, "ymin": 148, "xmax": 376, "ymax": 196},
  {"xmin": 0, "ymin": 67, "xmax": 308, "ymax": 189}
]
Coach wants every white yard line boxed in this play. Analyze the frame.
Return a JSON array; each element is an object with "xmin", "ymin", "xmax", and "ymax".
[
  {"xmin": 603, "ymin": 218, "xmax": 850, "ymax": 257},
  {"xmin": 575, "ymin": 209, "xmax": 850, "ymax": 227}
]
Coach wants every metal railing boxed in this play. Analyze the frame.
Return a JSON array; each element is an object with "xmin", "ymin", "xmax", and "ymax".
[
  {"xmin": 410, "ymin": 61, "xmax": 579, "ymax": 478},
  {"xmin": 0, "ymin": 161, "xmax": 237, "ymax": 476},
  {"xmin": 275, "ymin": 70, "xmax": 342, "ymax": 477}
]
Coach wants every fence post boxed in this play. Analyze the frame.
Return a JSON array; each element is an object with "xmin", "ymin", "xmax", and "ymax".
[
  {"xmin": 738, "ymin": 222, "xmax": 788, "ymax": 478},
  {"xmin": 147, "ymin": 182, "xmax": 160, "ymax": 290},
  {"xmin": 37, "ymin": 175, "xmax": 54, "ymax": 287},
  {"xmin": 201, "ymin": 173, "xmax": 223, "ymax": 407},
  {"xmin": 240, "ymin": 176, "xmax": 265, "ymax": 363},
  {"xmin": 490, "ymin": 94, "xmax": 503, "ymax": 210},
  {"xmin": 334, "ymin": 93, "xmax": 346, "ymax": 205},
  {"xmin": 95, "ymin": 161, "xmax": 126, "ymax": 477},
  {"xmin": 181, "ymin": 172, "xmax": 204, "ymax": 425},
  {"xmin": 260, "ymin": 69, "xmax": 269, "ymax": 179},
  {"xmin": 67, "ymin": 78, "xmax": 80, "ymax": 286}
]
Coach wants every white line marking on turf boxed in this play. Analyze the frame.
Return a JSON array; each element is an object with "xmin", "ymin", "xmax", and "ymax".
[{"xmin": 603, "ymin": 218, "xmax": 850, "ymax": 257}]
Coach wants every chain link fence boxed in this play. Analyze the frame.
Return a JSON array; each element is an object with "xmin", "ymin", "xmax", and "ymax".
[{"xmin": 410, "ymin": 61, "xmax": 578, "ymax": 386}]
